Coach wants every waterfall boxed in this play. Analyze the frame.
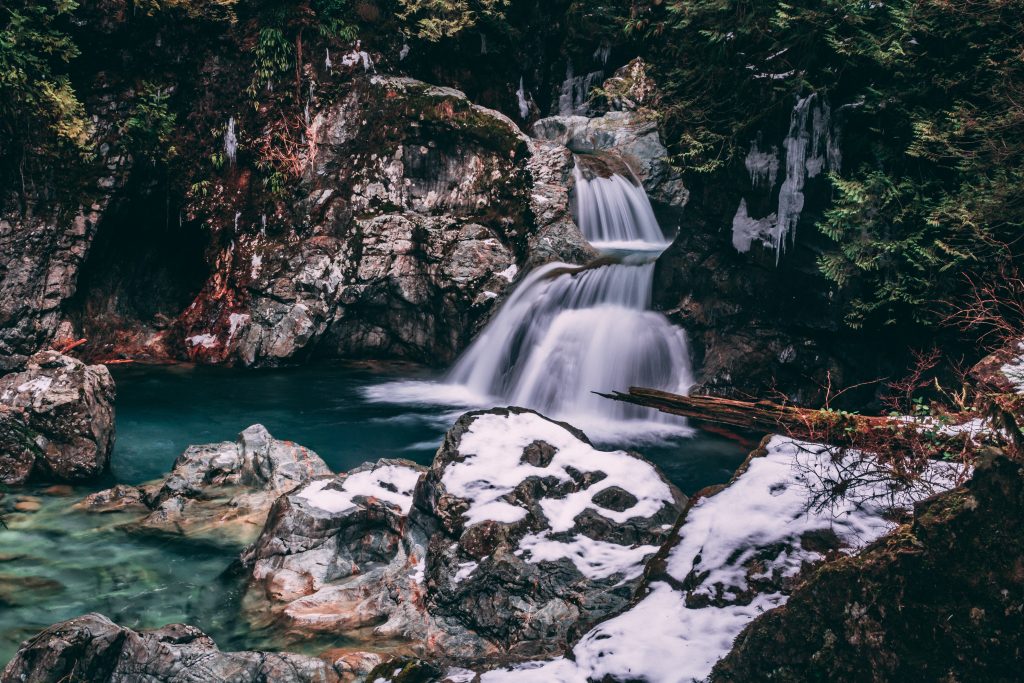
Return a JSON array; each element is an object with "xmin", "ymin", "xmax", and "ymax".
[
  {"xmin": 446, "ymin": 161, "xmax": 691, "ymax": 434},
  {"xmin": 572, "ymin": 164, "xmax": 668, "ymax": 248},
  {"xmin": 447, "ymin": 260, "xmax": 691, "ymax": 426},
  {"xmin": 367, "ymin": 159, "xmax": 692, "ymax": 440},
  {"xmin": 516, "ymin": 77, "xmax": 530, "ymax": 120}
]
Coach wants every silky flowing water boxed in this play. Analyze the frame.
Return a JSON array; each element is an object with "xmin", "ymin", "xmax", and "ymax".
[{"xmin": 0, "ymin": 363, "xmax": 748, "ymax": 665}]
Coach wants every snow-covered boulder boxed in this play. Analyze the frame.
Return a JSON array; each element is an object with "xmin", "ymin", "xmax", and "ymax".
[
  {"xmin": 481, "ymin": 434, "xmax": 964, "ymax": 682},
  {"xmin": 241, "ymin": 458, "xmax": 427, "ymax": 633},
  {"xmin": 79, "ymin": 424, "xmax": 331, "ymax": 547},
  {"xmin": 240, "ymin": 407, "xmax": 685, "ymax": 666}
]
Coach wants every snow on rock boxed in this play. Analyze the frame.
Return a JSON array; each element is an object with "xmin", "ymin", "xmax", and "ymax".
[
  {"xmin": 295, "ymin": 462, "xmax": 421, "ymax": 515},
  {"xmin": 186, "ymin": 333, "xmax": 218, "ymax": 348},
  {"xmin": 241, "ymin": 458, "xmax": 428, "ymax": 635},
  {"xmin": 240, "ymin": 407, "xmax": 684, "ymax": 665},
  {"xmin": 482, "ymin": 434, "xmax": 965, "ymax": 682},
  {"xmin": 1000, "ymin": 343, "xmax": 1024, "ymax": 392},
  {"xmin": 498, "ymin": 263, "xmax": 518, "ymax": 282},
  {"xmin": 442, "ymin": 411, "xmax": 675, "ymax": 529}
]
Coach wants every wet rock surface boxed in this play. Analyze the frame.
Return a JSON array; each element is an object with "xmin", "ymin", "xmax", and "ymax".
[
  {"xmin": 79, "ymin": 424, "xmax": 331, "ymax": 547},
  {"xmin": 241, "ymin": 407, "xmax": 685, "ymax": 666},
  {"xmin": 531, "ymin": 59, "xmax": 687, "ymax": 209},
  {"xmin": 0, "ymin": 613, "xmax": 339, "ymax": 683},
  {"xmin": 0, "ymin": 351, "xmax": 115, "ymax": 485},
  {"xmin": 0, "ymin": 210, "xmax": 103, "ymax": 373}
]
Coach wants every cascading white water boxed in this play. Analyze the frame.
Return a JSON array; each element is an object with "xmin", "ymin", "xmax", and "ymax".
[
  {"xmin": 447, "ymin": 260, "xmax": 691, "ymax": 425},
  {"xmin": 366, "ymin": 157, "xmax": 693, "ymax": 439},
  {"xmin": 572, "ymin": 164, "xmax": 668, "ymax": 248},
  {"xmin": 443, "ymin": 160, "xmax": 692, "ymax": 433}
]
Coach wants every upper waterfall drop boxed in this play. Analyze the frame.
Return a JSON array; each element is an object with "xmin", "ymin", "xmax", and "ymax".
[{"xmin": 572, "ymin": 162, "xmax": 668, "ymax": 249}]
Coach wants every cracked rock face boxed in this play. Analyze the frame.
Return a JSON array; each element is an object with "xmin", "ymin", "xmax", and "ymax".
[
  {"xmin": 240, "ymin": 407, "xmax": 685, "ymax": 667},
  {"xmin": 79, "ymin": 424, "xmax": 331, "ymax": 547},
  {"xmin": 0, "ymin": 613, "xmax": 339, "ymax": 683},
  {"xmin": 0, "ymin": 351, "xmax": 115, "ymax": 485},
  {"xmin": 176, "ymin": 77, "xmax": 542, "ymax": 368}
]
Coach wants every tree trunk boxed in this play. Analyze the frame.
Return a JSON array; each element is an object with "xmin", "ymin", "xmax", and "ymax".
[{"xmin": 598, "ymin": 387, "xmax": 890, "ymax": 444}]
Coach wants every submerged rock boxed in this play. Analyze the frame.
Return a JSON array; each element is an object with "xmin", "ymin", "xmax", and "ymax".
[
  {"xmin": 0, "ymin": 351, "xmax": 115, "ymax": 485},
  {"xmin": 0, "ymin": 613, "xmax": 339, "ymax": 683},
  {"xmin": 80, "ymin": 424, "xmax": 331, "ymax": 547},
  {"xmin": 241, "ymin": 407, "xmax": 685, "ymax": 666}
]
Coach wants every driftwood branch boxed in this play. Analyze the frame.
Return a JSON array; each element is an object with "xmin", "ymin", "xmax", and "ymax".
[{"xmin": 597, "ymin": 387, "xmax": 890, "ymax": 444}]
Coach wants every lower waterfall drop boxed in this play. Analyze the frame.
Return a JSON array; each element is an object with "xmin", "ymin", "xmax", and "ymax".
[
  {"xmin": 366, "ymin": 156, "xmax": 694, "ymax": 440},
  {"xmin": 448, "ymin": 158, "xmax": 693, "ymax": 435}
]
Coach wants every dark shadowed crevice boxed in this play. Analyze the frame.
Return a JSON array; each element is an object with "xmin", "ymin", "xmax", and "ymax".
[{"xmin": 67, "ymin": 186, "xmax": 209, "ymax": 361}]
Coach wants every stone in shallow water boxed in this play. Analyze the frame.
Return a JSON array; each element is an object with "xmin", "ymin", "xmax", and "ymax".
[
  {"xmin": 0, "ymin": 613, "xmax": 339, "ymax": 683},
  {"xmin": 241, "ymin": 407, "xmax": 685, "ymax": 667},
  {"xmin": 79, "ymin": 424, "xmax": 331, "ymax": 548},
  {"xmin": 0, "ymin": 351, "xmax": 115, "ymax": 485}
]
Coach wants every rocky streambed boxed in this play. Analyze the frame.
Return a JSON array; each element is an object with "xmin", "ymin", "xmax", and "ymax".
[
  {"xmin": 0, "ymin": 363, "xmax": 748, "ymax": 673},
  {"xmin": 2, "ymin": 353, "xmax": 1021, "ymax": 682}
]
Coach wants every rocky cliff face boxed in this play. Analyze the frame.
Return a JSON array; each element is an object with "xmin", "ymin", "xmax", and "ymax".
[{"xmin": 32, "ymin": 72, "xmax": 594, "ymax": 369}]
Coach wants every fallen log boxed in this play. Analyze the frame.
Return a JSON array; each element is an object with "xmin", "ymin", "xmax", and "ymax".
[{"xmin": 597, "ymin": 387, "xmax": 891, "ymax": 445}]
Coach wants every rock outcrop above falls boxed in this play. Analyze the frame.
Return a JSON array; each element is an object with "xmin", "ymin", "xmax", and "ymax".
[
  {"xmin": 241, "ymin": 407, "xmax": 685, "ymax": 665},
  {"xmin": 80, "ymin": 424, "xmax": 330, "ymax": 547},
  {"xmin": 531, "ymin": 59, "xmax": 687, "ymax": 209},
  {"xmin": 0, "ymin": 613, "xmax": 339, "ymax": 683},
  {"xmin": 169, "ymin": 76, "xmax": 593, "ymax": 368},
  {"xmin": 0, "ymin": 351, "xmax": 114, "ymax": 485}
]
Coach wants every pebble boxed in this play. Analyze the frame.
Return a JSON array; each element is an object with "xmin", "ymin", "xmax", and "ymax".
[{"xmin": 40, "ymin": 485, "xmax": 74, "ymax": 496}]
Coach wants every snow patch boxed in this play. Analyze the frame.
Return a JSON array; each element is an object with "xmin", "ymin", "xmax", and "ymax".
[
  {"xmin": 186, "ymin": 334, "xmax": 218, "ymax": 349},
  {"xmin": 482, "ymin": 434, "xmax": 964, "ymax": 683},
  {"xmin": 16, "ymin": 376, "xmax": 53, "ymax": 395},
  {"xmin": 517, "ymin": 532, "xmax": 659, "ymax": 581},
  {"xmin": 1001, "ymin": 344, "xmax": 1024, "ymax": 392},
  {"xmin": 442, "ymin": 411, "xmax": 674, "ymax": 531},
  {"xmin": 228, "ymin": 313, "xmax": 249, "ymax": 340},
  {"xmin": 452, "ymin": 560, "xmax": 479, "ymax": 584},
  {"xmin": 296, "ymin": 463, "xmax": 422, "ymax": 516},
  {"xmin": 498, "ymin": 263, "xmax": 518, "ymax": 282}
]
